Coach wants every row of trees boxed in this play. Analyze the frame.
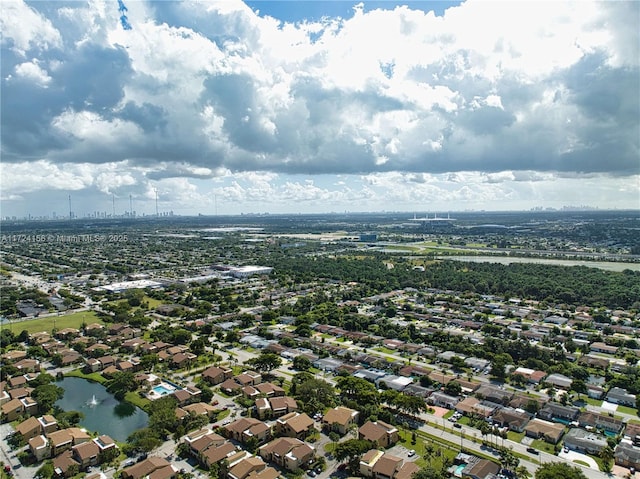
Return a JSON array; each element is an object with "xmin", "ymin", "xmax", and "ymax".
[{"xmin": 269, "ymin": 255, "xmax": 640, "ymax": 309}]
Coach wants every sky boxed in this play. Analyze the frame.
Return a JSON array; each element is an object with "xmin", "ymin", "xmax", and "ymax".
[{"xmin": 1, "ymin": 0, "xmax": 639, "ymax": 218}]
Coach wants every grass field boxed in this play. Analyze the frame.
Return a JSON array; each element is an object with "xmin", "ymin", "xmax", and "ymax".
[
  {"xmin": 105, "ymin": 295, "xmax": 164, "ymax": 312},
  {"xmin": 124, "ymin": 391, "xmax": 151, "ymax": 410},
  {"xmin": 616, "ymin": 404, "xmax": 638, "ymax": 416},
  {"xmin": 506, "ymin": 431, "xmax": 525, "ymax": 443},
  {"xmin": 65, "ymin": 368, "xmax": 107, "ymax": 384},
  {"xmin": 5, "ymin": 310, "xmax": 104, "ymax": 335},
  {"xmin": 531, "ymin": 439, "xmax": 556, "ymax": 454}
]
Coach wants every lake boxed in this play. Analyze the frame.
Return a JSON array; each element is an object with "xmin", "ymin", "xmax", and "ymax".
[{"xmin": 55, "ymin": 377, "xmax": 148, "ymax": 442}]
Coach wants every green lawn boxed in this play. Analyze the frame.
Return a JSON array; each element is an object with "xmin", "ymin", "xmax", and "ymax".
[
  {"xmin": 125, "ymin": 391, "xmax": 151, "ymax": 410},
  {"xmin": 530, "ymin": 439, "xmax": 556, "ymax": 454},
  {"xmin": 6, "ymin": 310, "xmax": 104, "ymax": 334},
  {"xmin": 375, "ymin": 346, "xmax": 398, "ymax": 355},
  {"xmin": 105, "ymin": 295, "xmax": 164, "ymax": 311},
  {"xmin": 506, "ymin": 431, "xmax": 525, "ymax": 443},
  {"xmin": 457, "ymin": 416, "xmax": 472, "ymax": 426},
  {"xmin": 616, "ymin": 404, "xmax": 638, "ymax": 416},
  {"xmin": 443, "ymin": 410, "xmax": 455, "ymax": 419},
  {"xmin": 65, "ymin": 368, "xmax": 107, "ymax": 384},
  {"xmin": 583, "ymin": 397, "xmax": 603, "ymax": 407}
]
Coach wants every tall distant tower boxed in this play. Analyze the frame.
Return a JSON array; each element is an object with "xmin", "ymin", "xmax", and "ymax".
[
  {"xmin": 155, "ymin": 189, "xmax": 159, "ymax": 216},
  {"xmin": 112, "ymin": 193, "xmax": 115, "ymax": 218},
  {"xmin": 68, "ymin": 195, "xmax": 72, "ymax": 219}
]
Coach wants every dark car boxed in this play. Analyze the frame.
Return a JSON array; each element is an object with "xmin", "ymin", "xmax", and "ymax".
[
  {"xmin": 526, "ymin": 447, "xmax": 539, "ymax": 455},
  {"xmin": 453, "ymin": 423, "xmax": 462, "ymax": 429}
]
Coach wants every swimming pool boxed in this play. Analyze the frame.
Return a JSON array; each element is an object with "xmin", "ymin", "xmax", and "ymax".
[
  {"xmin": 146, "ymin": 381, "xmax": 181, "ymax": 400},
  {"xmin": 152, "ymin": 384, "xmax": 175, "ymax": 396},
  {"xmin": 454, "ymin": 464, "xmax": 466, "ymax": 477}
]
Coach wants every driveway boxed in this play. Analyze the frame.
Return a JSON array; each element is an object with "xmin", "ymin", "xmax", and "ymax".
[
  {"xmin": 0, "ymin": 423, "xmax": 39, "ymax": 479},
  {"xmin": 558, "ymin": 450, "xmax": 600, "ymax": 470}
]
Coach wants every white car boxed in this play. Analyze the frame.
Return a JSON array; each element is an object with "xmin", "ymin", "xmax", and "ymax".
[{"xmin": 408, "ymin": 450, "xmax": 416, "ymax": 457}]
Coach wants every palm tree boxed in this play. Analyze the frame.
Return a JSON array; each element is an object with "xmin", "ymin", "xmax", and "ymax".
[
  {"xmin": 514, "ymin": 465, "xmax": 531, "ymax": 479},
  {"xmin": 600, "ymin": 445, "xmax": 614, "ymax": 473}
]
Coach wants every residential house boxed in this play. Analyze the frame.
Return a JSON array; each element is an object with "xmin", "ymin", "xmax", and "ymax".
[
  {"xmin": 94, "ymin": 435, "xmax": 117, "ymax": 458},
  {"xmin": 275, "ymin": 412, "xmax": 315, "ymax": 440},
  {"xmin": 47, "ymin": 428, "xmax": 91, "ymax": 456},
  {"xmin": 171, "ymin": 352, "xmax": 197, "ymax": 369},
  {"xmin": 97, "ymin": 355, "xmax": 116, "ymax": 370},
  {"xmin": 52, "ymin": 450, "xmax": 80, "ymax": 478},
  {"xmin": 322, "ymin": 406, "xmax": 359, "ymax": 435},
  {"xmin": 428, "ymin": 391, "xmax": 459, "ymax": 409},
  {"xmin": 615, "ymin": 443, "xmax": 640, "ymax": 470},
  {"xmin": 455, "ymin": 398, "xmax": 495, "ymax": 419},
  {"xmin": 2, "ymin": 350, "xmax": 27, "ymax": 362},
  {"xmin": 508, "ymin": 394, "xmax": 546, "ymax": 412},
  {"xmin": 358, "ymin": 421, "xmax": 399, "ymax": 448},
  {"xmin": 492, "ymin": 408, "xmax": 531, "ymax": 433},
  {"xmin": 15, "ymin": 416, "xmax": 42, "ymax": 440},
  {"xmin": 579, "ymin": 355, "xmax": 610, "ymax": 371},
  {"xmin": 259, "ymin": 437, "xmax": 315, "ymax": 472},
  {"xmin": 29, "ymin": 435, "xmax": 51, "ymax": 461},
  {"xmin": 8, "ymin": 376, "xmax": 27, "ymax": 389},
  {"xmin": 587, "ymin": 384, "xmax": 606, "ymax": 400},
  {"xmin": 359, "ymin": 450, "xmax": 419, "ymax": 479},
  {"xmin": 224, "ymin": 418, "xmax": 272, "ymax": 445},
  {"xmin": 545, "ymin": 373, "xmax": 573, "ymax": 390},
  {"xmin": 268, "ymin": 396, "xmax": 298, "ymax": 418},
  {"xmin": 72, "ymin": 440, "xmax": 100, "ymax": 469},
  {"xmin": 511, "ymin": 367, "xmax": 547, "ymax": 384},
  {"xmin": 247, "ymin": 466, "xmax": 282, "ymax": 479},
  {"xmin": 1, "ymin": 398, "xmax": 24, "ymax": 422},
  {"xmin": 235, "ymin": 371, "xmax": 263, "ymax": 387},
  {"xmin": 228, "ymin": 456, "xmax": 268, "ymax": 479},
  {"xmin": 524, "ymin": 419, "xmax": 565, "ymax": 444},
  {"xmin": 428, "ymin": 371, "xmax": 456, "ymax": 386},
  {"xmin": 176, "ymin": 402, "xmax": 218, "ymax": 420},
  {"xmin": 201, "ymin": 442, "xmax": 238, "ymax": 469},
  {"xmin": 8, "ymin": 387, "xmax": 32, "ymax": 400},
  {"xmin": 14, "ymin": 358, "xmax": 40, "ymax": 373},
  {"xmin": 360, "ymin": 450, "xmax": 399, "ymax": 479},
  {"xmin": 578, "ymin": 411, "xmax": 625, "ymax": 436},
  {"xmin": 255, "ymin": 398, "xmax": 272, "ymax": 420},
  {"xmin": 184, "ymin": 429, "xmax": 221, "ymax": 451},
  {"xmin": 564, "ymin": 428, "xmax": 607, "ymax": 455},
  {"xmin": 538, "ymin": 403, "xmax": 580, "ymax": 423},
  {"xmin": 590, "ymin": 342, "xmax": 618, "ymax": 355},
  {"xmin": 607, "ymin": 387, "xmax": 637, "ymax": 407},
  {"xmin": 402, "ymin": 384, "xmax": 434, "ymax": 398},
  {"xmin": 121, "ymin": 456, "xmax": 175, "ymax": 479},
  {"xmin": 256, "ymin": 383, "xmax": 285, "ymax": 397},
  {"xmin": 462, "ymin": 458, "xmax": 501, "ymax": 479},
  {"xmin": 220, "ymin": 378, "xmax": 244, "ymax": 395}
]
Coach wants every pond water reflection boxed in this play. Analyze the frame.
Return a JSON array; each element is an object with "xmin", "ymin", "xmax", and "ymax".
[{"xmin": 55, "ymin": 377, "xmax": 148, "ymax": 441}]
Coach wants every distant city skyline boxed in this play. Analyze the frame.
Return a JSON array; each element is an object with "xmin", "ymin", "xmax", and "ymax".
[{"xmin": 1, "ymin": 1, "xmax": 638, "ymax": 217}]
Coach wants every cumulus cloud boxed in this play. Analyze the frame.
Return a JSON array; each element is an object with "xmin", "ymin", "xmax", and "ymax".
[{"xmin": 1, "ymin": 0, "xmax": 638, "ymax": 215}]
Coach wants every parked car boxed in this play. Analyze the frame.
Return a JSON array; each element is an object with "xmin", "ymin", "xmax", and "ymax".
[
  {"xmin": 408, "ymin": 450, "xmax": 416, "ymax": 457},
  {"xmin": 526, "ymin": 447, "xmax": 539, "ymax": 455}
]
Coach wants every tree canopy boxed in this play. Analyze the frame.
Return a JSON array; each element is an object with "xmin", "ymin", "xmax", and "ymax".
[{"xmin": 535, "ymin": 463, "xmax": 587, "ymax": 479}]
